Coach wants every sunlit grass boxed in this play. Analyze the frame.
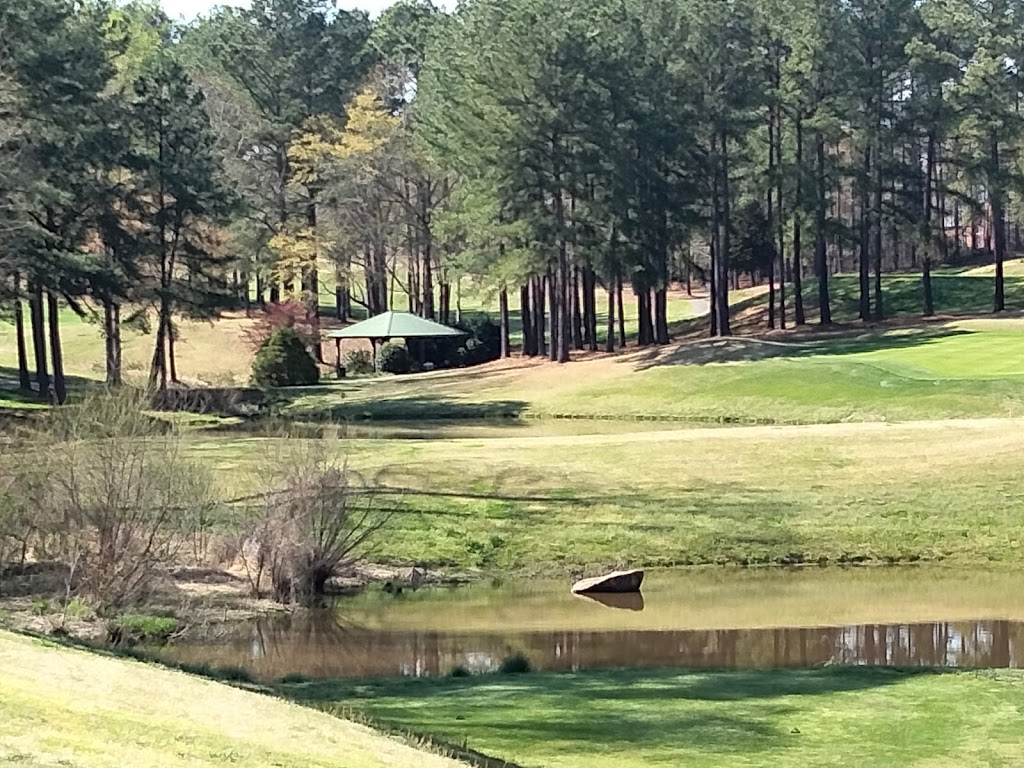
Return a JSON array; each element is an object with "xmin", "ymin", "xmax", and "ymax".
[
  {"xmin": 0, "ymin": 631, "xmax": 460, "ymax": 768},
  {"xmin": 193, "ymin": 416, "xmax": 1024, "ymax": 569}
]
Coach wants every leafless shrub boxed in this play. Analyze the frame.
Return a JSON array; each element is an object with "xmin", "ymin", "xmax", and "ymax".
[
  {"xmin": 0, "ymin": 426, "xmax": 50, "ymax": 595},
  {"xmin": 37, "ymin": 388, "xmax": 219, "ymax": 613},
  {"xmin": 239, "ymin": 440, "xmax": 391, "ymax": 606}
]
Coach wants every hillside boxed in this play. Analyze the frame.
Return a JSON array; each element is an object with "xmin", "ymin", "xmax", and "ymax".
[{"xmin": 0, "ymin": 631, "xmax": 463, "ymax": 768}]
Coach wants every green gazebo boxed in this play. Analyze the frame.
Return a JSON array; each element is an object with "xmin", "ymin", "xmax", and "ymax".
[{"xmin": 326, "ymin": 311, "xmax": 466, "ymax": 375}]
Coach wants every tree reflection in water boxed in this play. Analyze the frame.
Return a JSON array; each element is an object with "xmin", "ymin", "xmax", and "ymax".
[{"xmin": 162, "ymin": 616, "xmax": 1023, "ymax": 682}]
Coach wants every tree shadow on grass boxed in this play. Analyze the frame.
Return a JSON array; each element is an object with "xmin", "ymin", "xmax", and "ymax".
[
  {"xmin": 273, "ymin": 394, "xmax": 531, "ymax": 423},
  {"xmin": 286, "ymin": 666, "xmax": 936, "ymax": 762},
  {"xmin": 630, "ymin": 325, "xmax": 974, "ymax": 371},
  {"xmin": 0, "ymin": 365, "xmax": 94, "ymax": 395}
]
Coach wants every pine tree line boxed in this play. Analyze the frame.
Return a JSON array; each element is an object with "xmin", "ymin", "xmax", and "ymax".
[{"xmin": 4, "ymin": 0, "xmax": 1024, "ymax": 384}]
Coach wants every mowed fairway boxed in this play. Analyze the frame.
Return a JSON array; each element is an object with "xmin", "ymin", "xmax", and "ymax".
[
  {"xmin": 181, "ymin": 312, "xmax": 1024, "ymax": 570},
  {"xmin": 0, "ymin": 631, "xmax": 461, "ymax": 768},
  {"xmin": 194, "ymin": 416, "xmax": 1024, "ymax": 569},
  {"xmin": 282, "ymin": 316, "xmax": 1024, "ymax": 424},
  {"xmin": 287, "ymin": 668, "xmax": 1024, "ymax": 768}
]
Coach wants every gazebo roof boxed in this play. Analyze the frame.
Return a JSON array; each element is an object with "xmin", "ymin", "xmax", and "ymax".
[{"xmin": 326, "ymin": 311, "xmax": 467, "ymax": 340}]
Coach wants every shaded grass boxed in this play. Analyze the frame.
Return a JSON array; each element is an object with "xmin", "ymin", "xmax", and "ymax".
[
  {"xmin": 283, "ymin": 667, "xmax": 1024, "ymax": 768},
  {"xmin": 0, "ymin": 630, "xmax": 462, "ymax": 768},
  {"xmin": 195, "ymin": 417, "xmax": 1024, "ymax": 569}
]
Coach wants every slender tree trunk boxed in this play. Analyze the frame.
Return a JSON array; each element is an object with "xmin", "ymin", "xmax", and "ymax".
[
  {"xmin": 571, "ymin": 265, "xmax": 583, "ymax": 350},
  {"xmin": 104, "ymin": 299, "xmax": 123, "ymax": 387},
  {"xmin": 535, "ymin": 275, "xmax": 547, "ymax": 357},
  {"xmin": 773, "ymin": 59, "xmax": 787, "ymax": 330},
  {"xmin": 168, "ymin": 319, "xmax": 179, "ymax": 384},
  {"xmin": 439, "ymin": 280, "xmax": 451, "ymax": 324},
  {"xmin": 547, "ymin": 269, "xmax": 557, "ymax": 362},
  {"xmin": 922, "ymin": 258, "xmax": 934, "ymax": 316},
  {"xmin": 13, "ymin": 273, "xmax": 31, "ymax": 391},
  {"xmin": 499, "ymin": 288, "xmax": 511, "ymax": 358},
  {"xmin": 28, "ymin": 280, "xmax": 49, "ymax": 397},
  {"xmin": 717, "ymin": 131, "xmax": 732, "ymax": 335},
  {"xmin": 873, "ymin": 129, "xmax": 885, "ymax": 321},
  {"xmin": 793, "ymin": 115, "xmax": 806, "ymax": 325},
  {"xmin": 815, "ymin": 133, "xmax": 831, "ymax": 325},
  {"xmin": 616, "ymin": 279, "xmax": 626, "ymax": 348},
  {"xmin": 654, "ymin": 287, "xmax": 669, "ymax": 344},
  {"xmin": 606, "ymin": 278, "xmax": 616, "ymax": 353},
  {"xmin": 421, "ymin": 180, "xmax": 435, "ymax": 320},
  {"xmin": 47, "ymin": 292, "xmax": 66, "ymax": 405},
  {"xmin": 991, "ymin": 135, "xmax": 1006, "ymax": 312},
  {"xmin": 859, "ymin": 147, "xmax": 871, "ymax": 321},
  {"xmin": 954, "ymin": 202, "xmax": 962, "ymax": 261},
  {"xmin": 636, "ymin": 288, "xmax": 653, "ymax": 346},
  {"xmin": 585, "ymin": 266, "xmax": 598, "ymax": 352},
  {"xmin": 255, "ymin": 271, "xmax": 264, "ymax": 310},
  {"xmin": 767, "ymin": 115, "xmax": 777, "ymax": 330},
  {"xmin": 520, "ymin": 284, "xmax": 534, "ymax": 357}
]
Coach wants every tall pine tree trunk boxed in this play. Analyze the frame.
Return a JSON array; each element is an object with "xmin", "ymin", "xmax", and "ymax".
[
  {"xmin": 606, "ymin": 277, "xmax": 616, "ymax": 353},
  {"xmin": 28, "ymin": 280, "xmax": 49, "ymax": 397},
  {"xmin": 873, "ymin": 144, "xmax": 884, "ymax": 320},
  {"xmin": 520, "ymin": 284, "xmax": 535, "ymax": 357},
  {"xmin": 104, "ymin": 299, "xmax": 123, "ymax": 387},
  {"xmin": 421, "ymin": 180, "xmax": 435, "ymax": 319},
  {"xmin": 767, "ymin": 115, "xmax": 777, "ymax": 331},
  {"xmin": 547, "ymin": 270, "xmax": 557, "ymax": 362},
  {"xmin": 922, "ymin": 259, "xmax": 934, "ymax": 316},
  {"xmin": 793, "ymin": 116, "xmax": 806, "ymax": 325},
  {"xmin": 991, "ymin": 135, "xmax": 1006, "ymax": 312},
  {"xmin": 716, "ymin": 131, "xmax": 732, "ymax": 335},
  {"xmin": 616, "ymin": 279, "xmax": 626, "ymax": 348},
  {"xmin": 47, "ymin": 292, "xmax": 66, "ymax": 405},
  {"xmin": 499, "ymin": 288, "xmax": 510, "ymax": 359},
  {"xmin": 571, "ymin": 265, "xmax": 583, "ymax": 350},
  {"xmin": 859, "ymin": 147, "xmax": 871, "ymax": 321},
  {"xmin": 534, "ymin": 276, "xmax": 547, "ymax": 357},
  {"xmin": 654, "ymin": 287, "xmax": 669, "ymax": 345},
  {"xmin": 584, "ymin": 266, "xmax": 598, "ymax": 351},
  {"xmin": 13, "ymin": 272, "xmax": 31, "ymax": 391},
  {"xmin": 168, "ymin": 321, "xmax": 179, "ymax": 384},
  {"xmin": 815, "ymin": 132, "xmax": 831, "ymax": 325}
]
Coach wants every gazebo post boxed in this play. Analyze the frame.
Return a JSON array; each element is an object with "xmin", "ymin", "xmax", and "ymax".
[{"xmin": 334, "ymin": 337, "xmax": 342, "ymax": 379}]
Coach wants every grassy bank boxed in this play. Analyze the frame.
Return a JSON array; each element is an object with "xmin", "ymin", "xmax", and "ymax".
[
  {"xmin": 195, "ymin": 417, "xmax": 1024, "ymax": 569},
  {"xmin": 280, "ymin": 317, "xmax": 1024, "ymax": 424},
  {"xmin": 0, "ymin": 630, "xmax": 461, "ymax": 768},
  {"xmin": 283, "ymin": 667, "xmax": 1024, "ymax": 768}
]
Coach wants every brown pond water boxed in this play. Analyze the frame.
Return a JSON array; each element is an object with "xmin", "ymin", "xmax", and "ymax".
[{"xmin": 162, "ymin": 567, "xmax": 1024, "ymax": 681}]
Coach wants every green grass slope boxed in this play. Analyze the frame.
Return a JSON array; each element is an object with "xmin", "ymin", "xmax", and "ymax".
[
  {"xmin": 286, "ymin": 667, "xmax": 1024, "ymax": 768},
  {"xmin": 197, "ymin": 416, "xmax": 1024, "ymax": 569},
  {"xmin": 283, "ymin": 317, "xmax": 1024, "ymax": 424},
  {"xmin": 0, "ymin": 631, "xmax": 463, "ymax": 768}
]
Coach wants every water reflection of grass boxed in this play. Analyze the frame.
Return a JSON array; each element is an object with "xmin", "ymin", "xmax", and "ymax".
[{"xmin": 283, "ymin": 667, "xmax": 1024, "ymax": 768}]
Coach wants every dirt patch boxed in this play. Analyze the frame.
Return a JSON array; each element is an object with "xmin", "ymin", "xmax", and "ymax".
[{"xmin": 0, "ymin": 560, "xmax": 475, "ymax": 645}]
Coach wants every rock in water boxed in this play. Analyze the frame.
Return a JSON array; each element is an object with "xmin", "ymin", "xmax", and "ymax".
[{"xmin": 571, "ymin": 569, "xmax": 644, "ymax": 594}]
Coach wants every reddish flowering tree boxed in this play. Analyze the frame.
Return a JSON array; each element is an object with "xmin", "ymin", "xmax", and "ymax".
[{"xmin": 243, "ymin": 301, "xmax": 319, "ymax": 352}]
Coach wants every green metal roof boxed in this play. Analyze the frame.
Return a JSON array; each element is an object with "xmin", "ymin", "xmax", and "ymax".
[{"xmin": 326, "ymin": 311, "xmax": 467, "ymax": 340}]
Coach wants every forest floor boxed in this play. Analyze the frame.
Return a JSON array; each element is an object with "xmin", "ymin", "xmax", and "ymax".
[
  {"xmin": 0, "ymin": 630, "xmax": 463, "ymax": 768},
  {"xmin": 281, "ymin": 667, "xmax": 1024, "ymax": 768}
]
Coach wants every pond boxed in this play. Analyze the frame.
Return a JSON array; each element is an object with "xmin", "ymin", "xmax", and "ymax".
[{"xmin": 161, "ymin": 567, "xmax": 1024, "ymax": 681}]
